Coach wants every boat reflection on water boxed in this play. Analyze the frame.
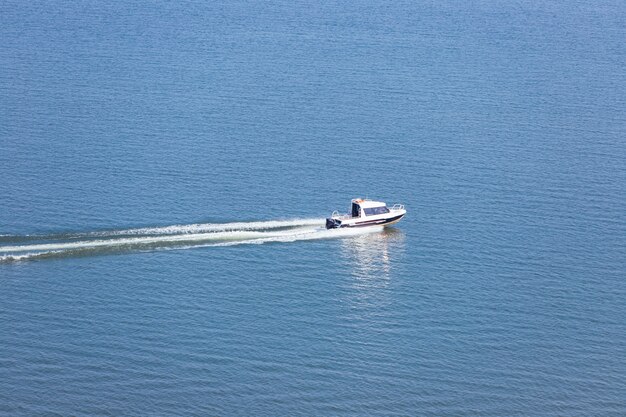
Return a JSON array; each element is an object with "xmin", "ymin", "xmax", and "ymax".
[
  {"xmin": 341, "ymin": 227, "xmax": 406, "ymax": 279},
  {"xmin": 340, "ymin": 227, "xmax": 406, "ymax": 312}
]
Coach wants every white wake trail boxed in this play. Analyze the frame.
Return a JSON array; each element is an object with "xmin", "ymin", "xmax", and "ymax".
[
  {"xmin": 0, "ymin": 228, "xmax": 311, "ymax": 253},
  {"xmin": 0, "ymin": 218, "xmax": 382, "ymax": 263},
  {"xmin": 83, "ymin": 218, "xmax": 327, "ymax": 237}
]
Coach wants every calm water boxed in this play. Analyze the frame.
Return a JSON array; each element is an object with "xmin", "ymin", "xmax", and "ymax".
[{"xmin": 1, "ymin": 1, "xmax": 626, "ymax": 415}]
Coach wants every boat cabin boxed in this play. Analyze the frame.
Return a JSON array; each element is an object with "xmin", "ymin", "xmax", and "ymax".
[{"xmin": 351, "ymin": 198, "xmax": 390, "ymax": 218}]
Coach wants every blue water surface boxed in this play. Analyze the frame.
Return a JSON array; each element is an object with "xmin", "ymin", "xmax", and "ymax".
[{"xmin": 1, "ymin": 1, "xmax": 625, "ymax": 415}]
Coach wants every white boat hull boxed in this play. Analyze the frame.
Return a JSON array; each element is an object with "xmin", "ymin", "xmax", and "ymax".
[{"xmin": 326, "ymin": 210, "xmax": 406, "ymax": 229}]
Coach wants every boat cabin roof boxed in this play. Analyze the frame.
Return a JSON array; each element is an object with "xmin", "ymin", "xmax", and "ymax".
[{"xmin": 351, "ymin": 198, "xmax": 387, "ymax": 208}]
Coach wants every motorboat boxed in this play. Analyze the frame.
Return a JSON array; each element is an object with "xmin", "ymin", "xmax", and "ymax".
[{"xmin": 326, "ymin": 198, "xmax": 406, "ymax": 229}]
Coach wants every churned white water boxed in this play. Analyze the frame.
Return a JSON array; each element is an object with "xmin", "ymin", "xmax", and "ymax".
[{"xmin": 0, "ymin": 219, "xmax": 382, "ymax": 262}]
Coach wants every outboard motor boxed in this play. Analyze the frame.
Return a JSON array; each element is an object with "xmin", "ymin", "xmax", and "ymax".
[{"xmin": 326, "ymin": 218, "xmax": 341, "ymax": 229}]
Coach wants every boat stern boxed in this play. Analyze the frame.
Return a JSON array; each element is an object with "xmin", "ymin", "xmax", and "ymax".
[{"xmin": 325, "ymin": 218, "xmax": 342, "ymax": 229}]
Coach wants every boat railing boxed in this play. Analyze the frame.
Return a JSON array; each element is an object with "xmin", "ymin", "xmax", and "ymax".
[
  {"xmin": 331, "ymin": 210, "xmax": 352, "ymax": 219},
  {"xmin": 390, "ymin": 204, "xmax": 405, "ymax": 211}
]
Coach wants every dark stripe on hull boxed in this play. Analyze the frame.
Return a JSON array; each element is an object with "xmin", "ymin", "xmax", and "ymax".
[{"xmin": 342, "ymin": 214, "xmax": 404, "ymax": 228}]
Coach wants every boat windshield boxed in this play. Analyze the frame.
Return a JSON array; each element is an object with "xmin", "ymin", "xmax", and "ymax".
[{"xmin": 364, "ymin": 206, "xmax": 390, "ymax": 216}]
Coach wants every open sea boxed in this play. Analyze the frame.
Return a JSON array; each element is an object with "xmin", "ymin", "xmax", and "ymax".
[{"xmin": 1, "ymin": 1, "xmax": 625, "ymax": 415}]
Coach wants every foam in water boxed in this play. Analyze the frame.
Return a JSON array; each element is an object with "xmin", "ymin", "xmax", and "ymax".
[
  {"xmin": 0, "ymin": 218, "xmax": 327, "ymax": 243},
  {"xmin": 0, "ymin": 219, "xmax": 382, "ymax": 263}
]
